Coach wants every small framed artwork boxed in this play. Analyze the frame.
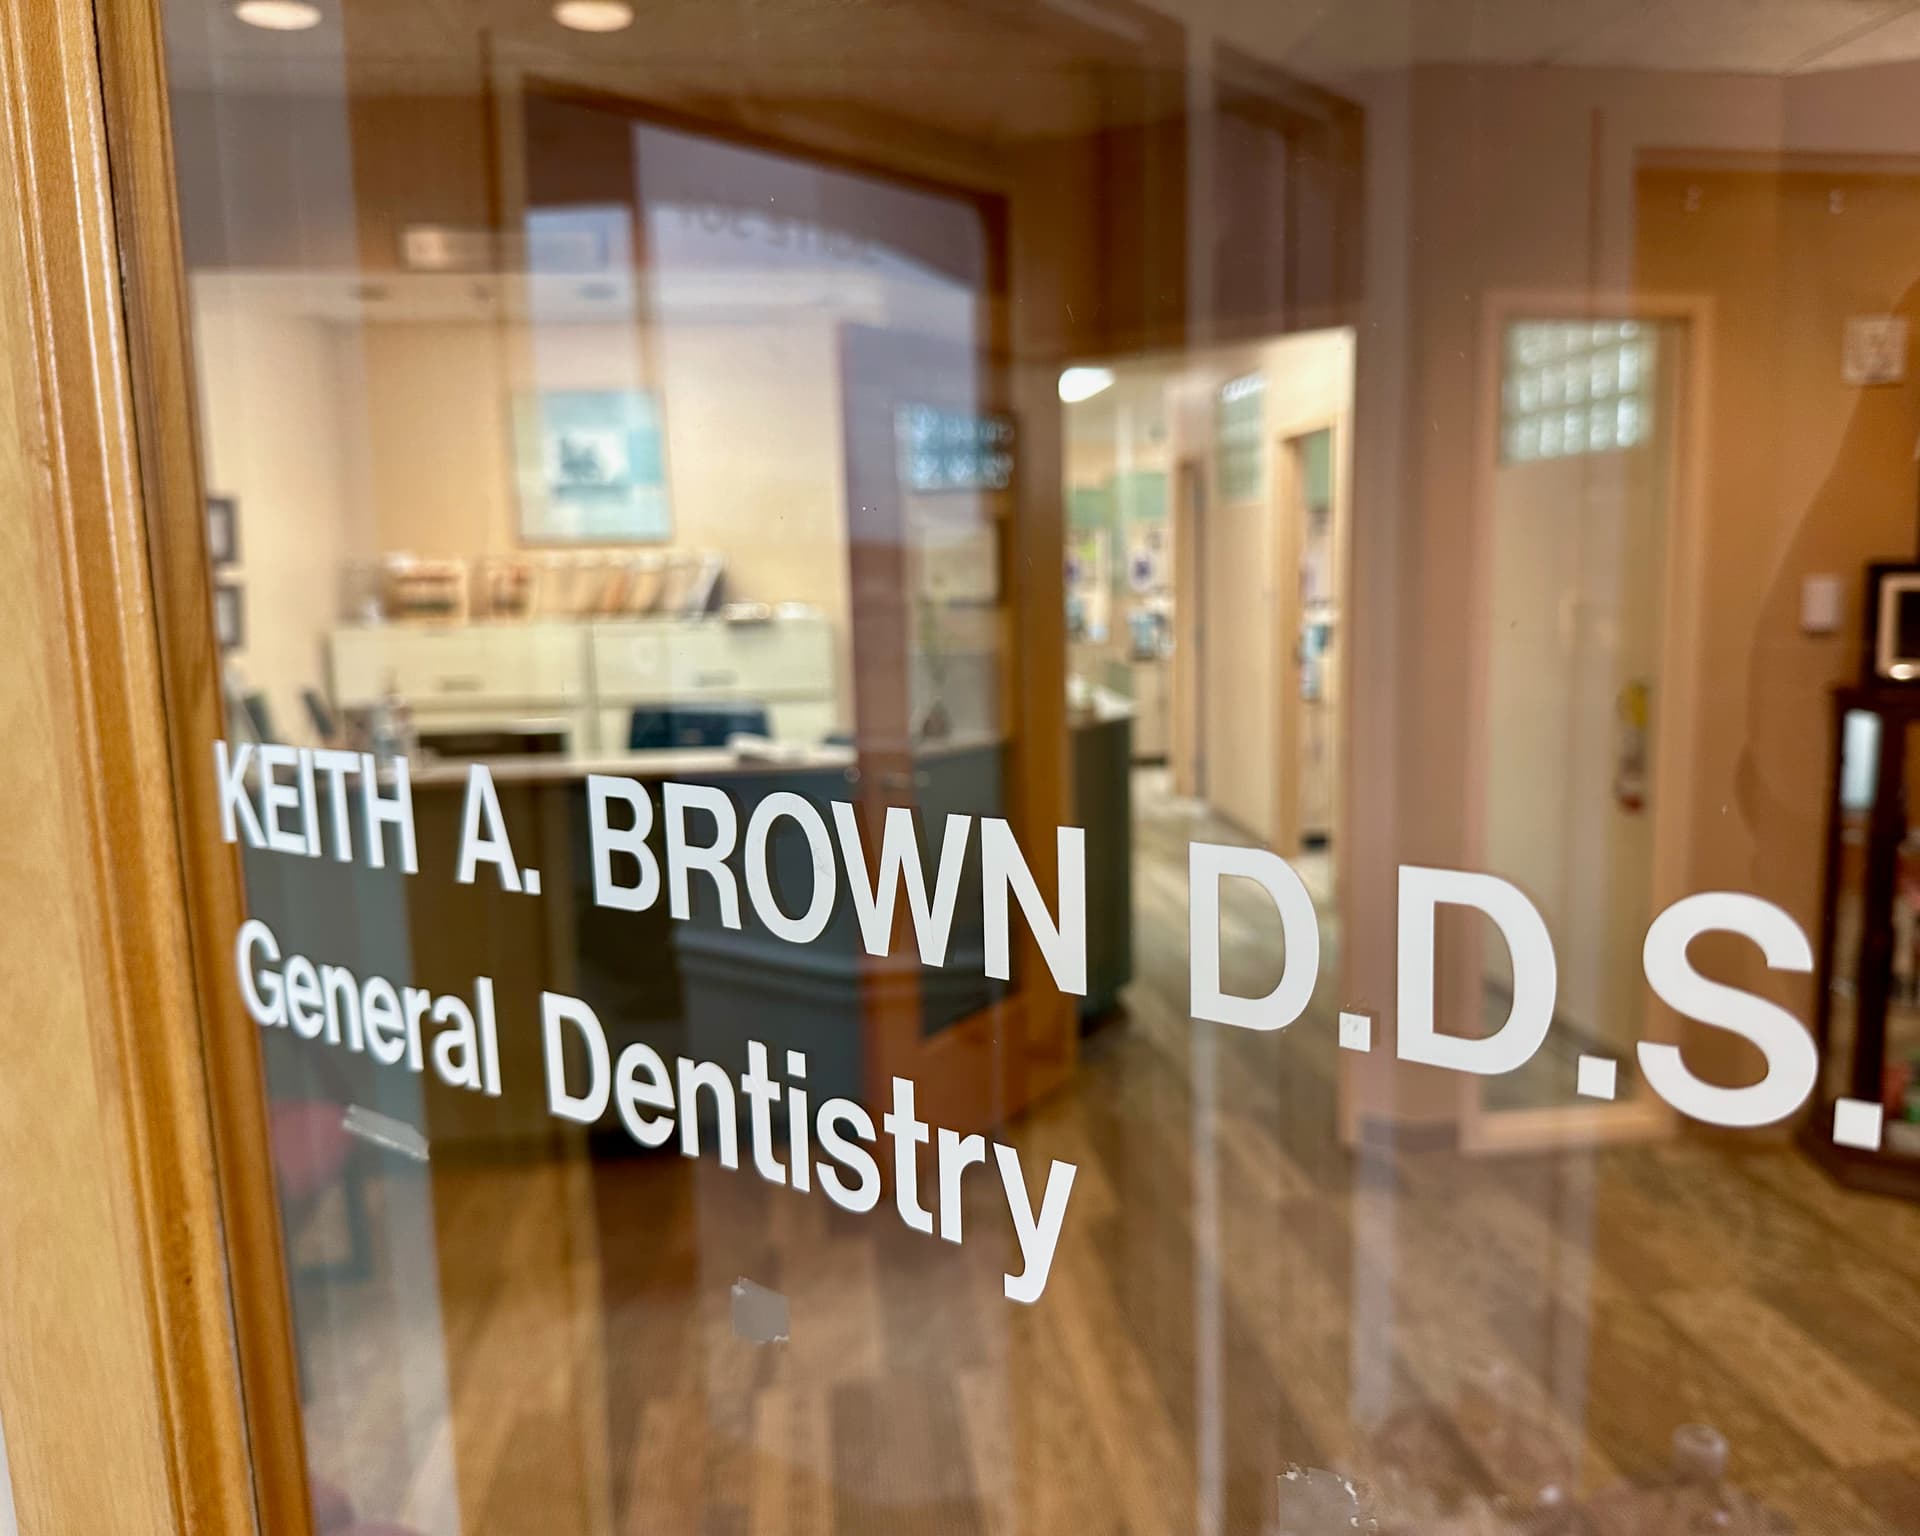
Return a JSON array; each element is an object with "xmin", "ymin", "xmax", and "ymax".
[
  {"xmin": 214, "ymin": 580, "xmax": 245, "ymax": 653},
  {"xmin": 207, "ymin": 494, "xmax": 240, "ymax": 567},
  {"xmin": 1866, "ymin": 563, "xmax": 1920, "ymax": 683},
  {"xmin": 513, "ymin": 389, "xmax": 671, "ymax": 543}
]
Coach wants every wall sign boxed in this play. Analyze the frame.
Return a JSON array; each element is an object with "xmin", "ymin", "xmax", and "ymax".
[
  {"xmin": 1216, "ymin": 372, "xmax": 1265, "ymax": 501},
  {"xmin": 213, "ymin": 736, "xmax": 1862, "ymax": 1307},
  {"xmin": 514, "ymin": 388, "xmax": 671, "ymax": 543},
  {"xmin": 895, "ymin": 405, "xmax": 1015, "ymax": 493}
]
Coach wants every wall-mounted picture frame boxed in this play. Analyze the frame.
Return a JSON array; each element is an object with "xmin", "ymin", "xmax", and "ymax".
[
  {"xmin": 513, "ymin": 389, "xmax": 671, "ymax": 544},
  {"xmin": 894, "ymin": 404, "xmax": 1016, "ymax": 493},
  {"xmin": 1865, "ymin": 562, "xmax": 1920, "ymax": 684},
  {"xmin": 206, "ymin": 493, "xmax": 239, "ymax": 567},
  {"xmin": 214, "ymin": 580, "xmax": 245, "ymax": 653}
]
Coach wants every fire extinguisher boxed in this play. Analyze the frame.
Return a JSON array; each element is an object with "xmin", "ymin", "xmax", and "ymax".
[{"xmin": 1614, "ymin": 679, "xmax": 1649, "ymax": 813}]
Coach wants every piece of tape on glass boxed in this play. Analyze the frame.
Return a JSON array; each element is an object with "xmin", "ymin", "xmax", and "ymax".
[{"xmin": 342, "ymin": 1103, "xmax": 430, "ymax": 1162}]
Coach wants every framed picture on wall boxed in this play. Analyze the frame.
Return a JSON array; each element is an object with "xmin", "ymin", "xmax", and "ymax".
[
  {"xmin": 206, "ymin": 493, "xmax": 239, "ymax": 567},
  {"xmin": 1866, "ymin": 562, "xmax": 1920, "ymax": 683},
  {"xmin": 213, "ymin": 580, "xmax": 244, "ymax": 652},
  {"xmin": 513, "ymin": 388, "xmax": 672, "ymax": 544}
]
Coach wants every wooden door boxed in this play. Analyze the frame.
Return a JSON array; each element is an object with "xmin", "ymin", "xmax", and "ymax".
[{"xmin": 0, "ymin": 0, "xmax": 296, "ymax": 1529}]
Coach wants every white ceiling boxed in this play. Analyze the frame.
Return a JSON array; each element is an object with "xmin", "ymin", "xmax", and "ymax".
[
  {"xmin": 166, "ymin": 0, "xmax": 1920, "ymax": 110},
  {"xmin": 1212, "ymin": 0, "xmax": 1920, "ymax": 78}
]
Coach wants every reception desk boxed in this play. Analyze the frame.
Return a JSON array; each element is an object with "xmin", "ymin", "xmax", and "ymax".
[{"xmin": 328, "ymin": 613, "xmax": 838, "ymax": 757}]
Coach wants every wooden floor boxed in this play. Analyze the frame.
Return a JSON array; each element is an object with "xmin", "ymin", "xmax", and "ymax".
[{"xmin": 295, "ymin": 773, "xmax": 1920, "ymax": 1535}]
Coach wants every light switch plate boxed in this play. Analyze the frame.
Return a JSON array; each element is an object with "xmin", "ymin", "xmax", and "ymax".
[
  {"xmin": 1801, "ymin": 573, "xmax": 1844, "ymax": 634},
  {"xmin": 1844, "ymin": 315, "xmax": 1908, "ymax": 386}
]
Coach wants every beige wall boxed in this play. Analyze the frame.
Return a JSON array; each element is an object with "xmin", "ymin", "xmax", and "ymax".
[
  {"xmin": 194, "ymin": 297, "xmax": 367, "ymax": 743},
  {"xmin": 1340, "ymin": 58, "xmax": 1920, "ymax": 1127},
  {"xmin": 196, "ymin": 293, "xmax": 856, "ymax": 731},
  {"xmin": 352, "ymin": 312, "xmax": 854, "ymax": 719},
  {"xmin": 1193, "ymin": 330, "xmax": 1354, "ymax": 847},
  {"xmin": 1638, "ymin": 163, "xmax": 1920, "ymax": 1081}
]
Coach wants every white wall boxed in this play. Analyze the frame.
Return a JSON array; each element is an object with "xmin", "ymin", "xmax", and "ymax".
[
  {"xmin": 1335, "ymin": 54, "xmax": 1920, "ymax": 1126},
  {"xmin": 1200, "ymin": 332, "xmax": 1353, "ymax": 845},
  {"xmin": 349, "ymin": 313, "xmax": 855, "ymax": 721},
  {"xmin": 194, "ymin": 290, "xmax": 858, "ymax": 732},
  {"xmin": 194, "ymin": 294, "xmax": 365, "ymax": 744}
]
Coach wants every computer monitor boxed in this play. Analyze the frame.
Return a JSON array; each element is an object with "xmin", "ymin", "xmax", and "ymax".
[{"xmin": 628, "ymin": 703, "xmax": 770, "ymax": 751}]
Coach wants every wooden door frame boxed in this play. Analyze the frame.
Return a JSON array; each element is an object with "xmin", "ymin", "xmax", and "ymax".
[
  {"xmin": 93, "ymin": 0, "xmax": 317, "ymax": 1527},
  {"xmin": 1171, "ymin": 456, "xmax": 1207, "ymax": 799},
  {"xmin": 1267, "ymin": 411, "xmax": 1350, "ymax": 876},
  {"xmin": 1456, "ymin": 289, "xmax": 1713, "ymax": 1155},
  {"xmin": 837, "ymin": 323, "xmax": 1077, "ymax": 1132},
  {"xmin": 0, "ymin": 0, "xmax": 305, "ymax": 1530}
]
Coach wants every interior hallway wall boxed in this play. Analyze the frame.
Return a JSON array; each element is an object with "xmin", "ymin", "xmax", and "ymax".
[
  {"xmin": 1193, "ymin": 329, "xmax": 1354, "ymax": 847},
  {"xmin": 1637, "ymin": 163, "xmax": 1920, "ymax": 1083},
  {"xmin": 349, "ymin": 313, "xmax": 855, "ymax": 723},
  {"xmin": 1335, "ymin": 58, "xmax": 1920, "ymax": 1127},
  {"xmin": 193, "ymin": 296, "xmax": 367, "ymax": 743},
  {"xmin": 191, "ymin": 294, "xmax": 859, "ymax": 734}
]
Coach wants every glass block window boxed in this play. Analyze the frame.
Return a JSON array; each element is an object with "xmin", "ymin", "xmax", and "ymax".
[
  {"xmin": 1501, "ymin": 320, "xmax": 1656, "ymax": 463},
  {"xmin": 1216, "ymin": 372, "xmax": 1265, "ymax": 502}
]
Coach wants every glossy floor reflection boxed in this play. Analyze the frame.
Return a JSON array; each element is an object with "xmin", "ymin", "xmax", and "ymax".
[{"xmin": 295, "ymin": 771, "xmax": 1920, "ymax": 1535}]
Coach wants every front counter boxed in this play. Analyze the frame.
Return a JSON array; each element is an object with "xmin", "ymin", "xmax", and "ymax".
[{"xmin": 329, "ymin": 613, "xmax": 839, "ymax": 758}]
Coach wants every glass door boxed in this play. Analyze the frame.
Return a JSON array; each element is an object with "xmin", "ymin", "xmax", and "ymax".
[{"xmin": 93, "ymin": 0, "xmax": 1920, "ymax": 1532}]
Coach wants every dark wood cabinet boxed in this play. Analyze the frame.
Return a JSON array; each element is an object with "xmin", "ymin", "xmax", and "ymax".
[{"xmin": 1807, "ymin": 685, "xmax": 1920, "ymax": 1197}]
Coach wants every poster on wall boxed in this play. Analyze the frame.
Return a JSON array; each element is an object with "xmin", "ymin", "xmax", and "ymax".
[
  {"xmin": 514, "ymin": 389, "xmax": 671, "ymax": 543},
  {"xmin": 206, "ymin": 493, "xmax": 240, "ymax": 568},
  {"xmin": 895, "ymin": 404, "xmax": 1015, "ymax": 493}
]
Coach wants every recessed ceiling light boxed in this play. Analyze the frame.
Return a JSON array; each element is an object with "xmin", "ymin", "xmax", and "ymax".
[
  {"xmin": 1058, "ymin": 366, "xmax": 1115, "ymax": 404},
  {"xmin": 234, "ymin": 0, "xmax": 322, "ymax": 30},
  {"xmin": 554, "ymin": 0, "xmax": 634, "ymax": 32}
]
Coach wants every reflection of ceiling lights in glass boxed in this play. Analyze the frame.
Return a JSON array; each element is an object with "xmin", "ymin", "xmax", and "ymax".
[
  {"xmin": 554, "ymin": 0, "xmax": 635, "ymax": 31},
  {"xmin": 234, "ymin": 0, "xmax": 321, "ymax": 28},
  {"xmin": 1058, "ymin": 367, "xmax": 1115, "ymax": 404}
]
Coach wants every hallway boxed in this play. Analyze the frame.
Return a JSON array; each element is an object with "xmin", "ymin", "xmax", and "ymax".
[{"xmin": 283, "ymin": 771, "xmax": 1920, "ymax": 1533}]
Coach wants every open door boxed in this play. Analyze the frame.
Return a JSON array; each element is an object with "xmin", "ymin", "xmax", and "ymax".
[{"xmin": 840, "ymin": 323, "xmax": 1077, "ymax": 1133}]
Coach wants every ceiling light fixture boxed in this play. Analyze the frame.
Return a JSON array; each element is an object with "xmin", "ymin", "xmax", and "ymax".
[
  {"xmin": 1058, "ymin": 366, "xmax": 1115, "ymax": 404},
  {"xmin": 554, "ymin": 0, "xmax": 635, "ymax": 32},
  {"xmin": 234, "ymin": 0, "xmax": 322, "ymax": 29}
]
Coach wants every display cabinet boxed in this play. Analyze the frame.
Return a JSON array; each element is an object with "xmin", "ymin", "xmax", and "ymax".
[{"xmin": 1807, "ymin": 685, "xmax": 1920, "ymax": 1196}]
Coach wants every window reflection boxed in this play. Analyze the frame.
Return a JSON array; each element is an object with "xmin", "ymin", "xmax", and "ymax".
[
  {"xmin": 157, "ymin": 0, "xmax": 1920, "ymax": 1531},
  {"xmin": 1502, "ymin": 322, "xmax": 1656, "ymax": 463}
]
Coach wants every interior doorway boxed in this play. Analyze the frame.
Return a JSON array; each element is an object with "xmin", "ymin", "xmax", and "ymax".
[
  {"xmin": 1283, "ymin": 424, "xmax": 1340, "ymax": 859},
  {"xmin": 1465, "ymin": 299, "xmax": 1703, "ymax": 1146},
  {"xmin": 1174, "ymin": 457, "xmax": 1208, "ymax": 801},
  {"xmin": 1063, "ymin": 331, "xmax": 1353, "ymax": 857}
]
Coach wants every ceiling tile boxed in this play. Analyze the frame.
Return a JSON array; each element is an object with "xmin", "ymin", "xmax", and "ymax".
[
  {"xmin": 1794, "ymin": 1, "xmax": 1920, "ymax": 67},
  {"xmin": 1557, "ymin": 0, "xmax": 1910, "ymax": 73}
]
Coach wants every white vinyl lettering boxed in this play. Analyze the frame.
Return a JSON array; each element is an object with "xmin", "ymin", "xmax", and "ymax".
[
  {"xmin": 1397, "ymin": 865, "xmax": 1556, "ymax": 1075},
  {"xmin": 215, "ymin": 739, "xmax": 264, "ymax": 847},
  {"xmin": 541, "ymin": 991, "xmax": 610, "ymax": 1123},
  {"xmin": 994, "ymin": 1145, "xmax": 1077, "ymax": 1305},
  {"xmin": 1189, "ymin": 842, "xmax": 1320, "ymax": 1030},
  {"xmin": 663, "ymin": 782, "xmax": 741, "ymax": 927},
  {"xmin": 455, "ymin": 764, "xmax": 521, "ymax": 891},
  {"xmin": 361, "ymin": 753, "xmax": 418, "ymax": 874},
  {"xmin": 1639, "ymin": 892, "xmax": 1817, "ymax": 1128},
  {"xmin": 832, "ymin": 803, "xmax": 970, "ymax": 965},
  {"xmin": 982, "ymin": 817, "xmax": 1087, "ymax": 996},
  {"xmin": 586, "ymin": 774, "xmax": 661, "ymax": 912},
  {"xmin": 744, "ymin": 793, "xmax": 836, "ymax": 944}
]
